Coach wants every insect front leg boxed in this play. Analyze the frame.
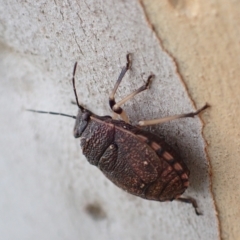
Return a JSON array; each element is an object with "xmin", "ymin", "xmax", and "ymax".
[
  {"xmin": 109, "ymin": 54, "xmax": 154, "ymax": 123},
  {"xmin": 109, "ymin": 54, "xmax": 132, "ymax": 122}
]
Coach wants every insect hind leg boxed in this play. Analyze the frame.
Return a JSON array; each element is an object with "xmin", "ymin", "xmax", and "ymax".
[
  {"xmin": 138, "ymin": 104, "xmax": 210, "ymax": 126},
  {"xmin": 176, "ymin": 197, "xmax": 202, "ymax": 215}
]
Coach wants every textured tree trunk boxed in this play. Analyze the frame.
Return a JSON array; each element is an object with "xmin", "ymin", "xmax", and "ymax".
[{"xmin": 141, "ymin": 1, "xmax": 240, "ymax": 239}]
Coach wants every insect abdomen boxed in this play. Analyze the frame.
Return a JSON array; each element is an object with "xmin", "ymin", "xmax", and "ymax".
[{"xmin": 80, "ymin": 117, "xmax": 189, "ymax": 201}]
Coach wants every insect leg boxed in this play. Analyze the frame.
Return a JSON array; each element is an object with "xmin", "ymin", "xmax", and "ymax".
[
  {"xmin": 138, "ymin": 104, "xmax": 210, "ymax": 126},
  {"xmin": 176, "ymin": 197, "xmax": 202, "ymax": 215},
  {"xmin": 109, "ymin": 54, "xmax": 132, "ymax": 122},
  {"xmin": 112, "ymin": 75, "xmax": 153, "ymax": 122}
]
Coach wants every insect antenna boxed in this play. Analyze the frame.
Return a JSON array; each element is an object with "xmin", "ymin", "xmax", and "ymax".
[
  {"xmin": 26, "ymin": 109, "xmax": 76, "ymax": 119},
  {"xmin": 72, "ymin": 62, "xmax": 84, "ymax": 111},
  {"xmin": 27, "ymin": 62, "xmax": 85, "ymax": 119}
]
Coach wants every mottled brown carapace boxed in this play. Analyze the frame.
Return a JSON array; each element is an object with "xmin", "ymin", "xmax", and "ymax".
[
  {"xmin": 28, "ymin": 54, "xmax": 209, "ymax": 215},
  {"xmin": 78, "ymin": 116, "xmax": 190, "ymax": 202}
]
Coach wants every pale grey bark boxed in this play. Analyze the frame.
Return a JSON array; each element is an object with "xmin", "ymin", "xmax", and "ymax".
[{"xmin": 0, "ymin": 1, "xmax": 218, "ymax": 239}]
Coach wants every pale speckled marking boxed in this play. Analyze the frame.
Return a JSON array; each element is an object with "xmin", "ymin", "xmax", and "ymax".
[
  {"xmin": 173, "ymin": 162, "xmax": 182, "ymax": 172},
  {"xmin": 162, "ymin": 151, "xmax": 174, "ymax": 162},
  {"xmin": 137, "ymin": 136, "xmax": 166, "ymax": 159},
  {"xmin": 183, "ymin": 181, "xmax": 189, "ymax": 187},
  {"xmin": 150, "ymin": 141, "xmax": 161, "ymax": 151},
  {"xmin": 161, "ymin": 165, "xmax": 172, "ymax": 178},
  {"xmin": 162, "ymin": 151, "xmax": 184, "ymax": 174},
  {"xmin": 138, "ymin": 134, "xmax": 188, "ymax": 188},
  {"xmin": 181, "ymin": 173, "xmax": 188, "ymax": 180},
  {"xmin": 143, "ymin": 161, "xmax": 148, "ymax": 165},
  {"xmin": 136, "ymin": 134, "xmax": 149, "ymax": 143},
  {"xmin": 110, "ymin": 144, "xmax": 114, "ymax": 149},
  {"xmin": 175, "ymin": 194, "xmax": 182, "ymax": 199}
]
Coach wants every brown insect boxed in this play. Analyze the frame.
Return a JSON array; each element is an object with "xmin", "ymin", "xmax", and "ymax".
[{"xmin": 28, "ymin": 54, "xmax": 209, "ymax": 215}]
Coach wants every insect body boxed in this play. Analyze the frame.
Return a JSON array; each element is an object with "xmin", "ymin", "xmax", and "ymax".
[{"xmin": 28, "ymin": 54, "xmax": 209, "ymax": 215}]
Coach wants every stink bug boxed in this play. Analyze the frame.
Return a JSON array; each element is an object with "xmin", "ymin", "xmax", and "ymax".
[{"xmin": 28, "ymin": 54, "xmax": 209, "ymax": 215}]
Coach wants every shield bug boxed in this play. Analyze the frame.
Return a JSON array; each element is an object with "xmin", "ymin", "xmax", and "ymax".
[{"xmin": 28, "ymin": 54, "xmax": 209, "ymax": 215}]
